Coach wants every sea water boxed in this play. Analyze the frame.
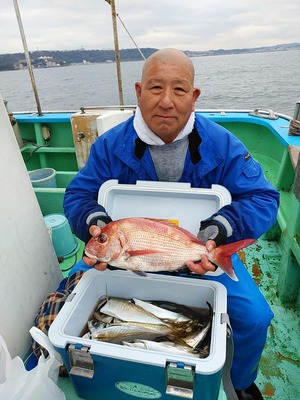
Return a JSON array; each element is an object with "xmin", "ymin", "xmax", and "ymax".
[{"xmin": 0, "ymin": 49, "xmax": 299, "ymax": 116}]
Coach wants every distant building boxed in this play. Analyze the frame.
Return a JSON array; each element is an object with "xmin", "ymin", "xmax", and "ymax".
[{"xmin": 37, "ymin": 56, "xmax": 60, "ymax": 67}]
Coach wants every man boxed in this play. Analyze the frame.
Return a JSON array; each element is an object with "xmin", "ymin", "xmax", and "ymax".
[{"xmin": 64, "ymin": 49, "xmax": 279, "ymax": 399}]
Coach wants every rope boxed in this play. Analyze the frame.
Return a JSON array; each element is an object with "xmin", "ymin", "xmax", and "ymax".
[{"xmin": 116, "ymin": 13, "xmax": 146, "ymax": 60}]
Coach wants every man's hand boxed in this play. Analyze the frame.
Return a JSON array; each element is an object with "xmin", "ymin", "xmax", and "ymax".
[
  {"xmin": 83, "ymin": 225, "xmax": 108, "ymax": 271},
  {"xmin": 185, "ymin": 240, "xmax": 217, "ymax": 274}
]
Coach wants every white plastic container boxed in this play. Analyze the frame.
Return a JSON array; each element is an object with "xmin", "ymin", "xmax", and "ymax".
[
  {"xmin": 49, "ymin": 269, "xmax": 227, "ymax": 400},
  {"xmin": 96, "ymin": 110, "xmax": 134, "ymax": 137},
  {"xmin": 49, "ymin": 180, "xmax": 231, "ymax": 399},
  {"xmin": 98, "ymin": 180, "xmax": 231, "ymax": 237}
]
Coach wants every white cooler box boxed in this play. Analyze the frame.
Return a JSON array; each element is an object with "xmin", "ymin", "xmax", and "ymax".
[
  {"xmin": 49, "ymin": 181, "xmax": 231, "ymax": 400},
  {"xmin": 49, "ymin": 269, "xmax": 227, "ymax": 400}
]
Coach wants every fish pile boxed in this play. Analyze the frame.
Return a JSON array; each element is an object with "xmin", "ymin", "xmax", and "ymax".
[
  {"xmin": 84, "ymin": 217, "xmax": 256, "ymax": 281},
  {"xmin": 82, "ymin": 296, "xmax": 213, "ymax": 358}
]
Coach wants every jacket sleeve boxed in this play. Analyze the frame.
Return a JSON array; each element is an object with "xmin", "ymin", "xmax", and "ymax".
[
  {"xmin": 196, "ymin": 118, "xmax": 280, "ymax": 243},
  {"xmin": 202, "ymin": 153, "xmax": 280, "ymax": 242},
  {"xmin": 63, "ymin": 139, "xmax": 113, "ymax": 242}
]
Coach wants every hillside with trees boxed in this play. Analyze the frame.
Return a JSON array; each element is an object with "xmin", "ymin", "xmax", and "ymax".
[
  {"xmin": 0, "ymin": 48, "xmax": 157, "ymax": 71},
  {"xmin": 0, "ymin": 43, "xmax": 299, "ymax": 71}
]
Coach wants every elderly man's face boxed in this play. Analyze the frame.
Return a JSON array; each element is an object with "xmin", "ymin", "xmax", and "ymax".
[{"xmin": 135, "ymin": 60, "xmax": 200, "ymax": 144}]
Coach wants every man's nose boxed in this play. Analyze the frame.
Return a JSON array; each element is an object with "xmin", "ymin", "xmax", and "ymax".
[{"xmin": 159, "ymin": 89, "xmax": 174, "ymax": 108}]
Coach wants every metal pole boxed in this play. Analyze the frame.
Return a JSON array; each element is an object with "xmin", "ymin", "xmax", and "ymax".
[
  {"xmin": 106, "ymin": 0, "xmax": 124, "ymax": 106},
  {"xmin": 13, "ymin": 0, "xmax": 43, "ymax": 115}
]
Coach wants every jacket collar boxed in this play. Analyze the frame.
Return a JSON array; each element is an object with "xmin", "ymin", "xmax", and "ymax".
[
  {"xmin": 114, "ymin": 114, "xmax": 224, "ymax": 179},
  {"xmin": 134, "ymin": 126, "xmax": 201, "ymax": 164}
]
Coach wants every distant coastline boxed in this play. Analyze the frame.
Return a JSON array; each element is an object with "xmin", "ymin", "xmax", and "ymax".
[{"xmin": 0, "ymin": 42, "xmax": 299, "ymax": 72}]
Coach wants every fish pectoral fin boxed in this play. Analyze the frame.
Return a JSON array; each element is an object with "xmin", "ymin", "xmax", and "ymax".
[
  {"xmin": 126, "ymin": 249, "xmax": 163, "ymax": 257},
  {"xmin": 132, "ymin": 270, "xmax": 148, "ymax": 277}
]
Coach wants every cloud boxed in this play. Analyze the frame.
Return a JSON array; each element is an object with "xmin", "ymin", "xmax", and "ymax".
[{"xmin": 0, "ymin": 0, "xmax": 299, "ymax": 54}]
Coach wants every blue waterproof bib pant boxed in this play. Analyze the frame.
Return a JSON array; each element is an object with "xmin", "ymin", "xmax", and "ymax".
[{"xmin": 207, "ymin": 254, "xmax": 274, "ymax": 390}]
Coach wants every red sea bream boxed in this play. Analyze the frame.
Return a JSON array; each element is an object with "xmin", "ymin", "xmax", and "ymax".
[{"xmin": 84, "ymin": 217, "xmax": 255, "ymax": 280}]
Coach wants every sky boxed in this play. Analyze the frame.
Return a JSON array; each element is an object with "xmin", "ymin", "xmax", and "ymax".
[{"xmin": 0, "ymin": 0, "xmax": 299, "ymax": 55}]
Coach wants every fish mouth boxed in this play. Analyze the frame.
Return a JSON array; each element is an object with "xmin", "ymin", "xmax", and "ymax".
[{"xmin": 84, "ymin": 251, "xmax": 106, "ymax": 262}]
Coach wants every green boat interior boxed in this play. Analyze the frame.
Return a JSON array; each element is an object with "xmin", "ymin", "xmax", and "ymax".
[{"xmin": 12, "ymin": 107, "xmax": 300, "ymax": 399}]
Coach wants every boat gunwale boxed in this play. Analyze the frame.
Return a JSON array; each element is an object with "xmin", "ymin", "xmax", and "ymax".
[{"xmin": 14, "ymin": 108, "xmax": 299, "ymax": 148}]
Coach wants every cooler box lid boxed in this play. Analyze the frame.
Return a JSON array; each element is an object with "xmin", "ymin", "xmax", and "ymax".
[{"xmin": 98, "ymin": 180, "xmax": 231, "ymax": 236}]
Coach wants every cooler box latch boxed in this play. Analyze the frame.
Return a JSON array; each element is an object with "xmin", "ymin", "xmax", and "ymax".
[
  {"xmin": 166, "ymin": 361, "xmax": 195, "ymax": 398},
  {"xmin": 68, "ymin": 344, "xmax": 94, "ymax": 378}
]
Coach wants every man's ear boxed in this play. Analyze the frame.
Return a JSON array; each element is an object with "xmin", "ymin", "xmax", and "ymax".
[
  {"xmin": 135, "ymin": 82, "xmax": 142, "ymax": 105},
  {"xmin": 193, "ymin": 87, "xmax": 201, "ymax": 104}
]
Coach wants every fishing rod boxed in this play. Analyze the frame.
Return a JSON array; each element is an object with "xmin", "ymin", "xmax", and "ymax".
[{"xmin": 13, "ymin": 0, "xmax": 43, "ymax": 116}]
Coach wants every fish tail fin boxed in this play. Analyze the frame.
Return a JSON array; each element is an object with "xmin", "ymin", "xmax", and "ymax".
[
  {"xmin": 167, "ymin": 334, "xmax": 193, "ymax": 349},
  {"xmin": 212, "ymin": 239, "xmax": 256, "ymax": 281}
]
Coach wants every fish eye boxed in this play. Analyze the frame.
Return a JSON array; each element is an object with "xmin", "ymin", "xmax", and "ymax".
[{"xmin": 99, "ymin": 233, "xmax": 107, "ymax": 243}]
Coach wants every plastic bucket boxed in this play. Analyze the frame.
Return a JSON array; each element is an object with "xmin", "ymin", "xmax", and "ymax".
[
  {"xmin": 29, "ymin": 168, "xmax": 57, "ymax": 188},
  {"xmin": 44, "ymin": 214, "xmax": 78, "ymax": 258}
]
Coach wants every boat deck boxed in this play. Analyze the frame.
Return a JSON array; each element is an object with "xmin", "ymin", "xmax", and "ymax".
[
  {"xmin": 56, "ymin": 236, "xmax": 300, "ymax": 400},
  {"xmin": 244, "ymin": 239, "xmax": 300, "ymax": 399}
]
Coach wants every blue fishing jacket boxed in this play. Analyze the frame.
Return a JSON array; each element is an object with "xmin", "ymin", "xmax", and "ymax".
[{"xmin": 64, "ymin": 113, "xmax": 279, "ymax": 243}]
